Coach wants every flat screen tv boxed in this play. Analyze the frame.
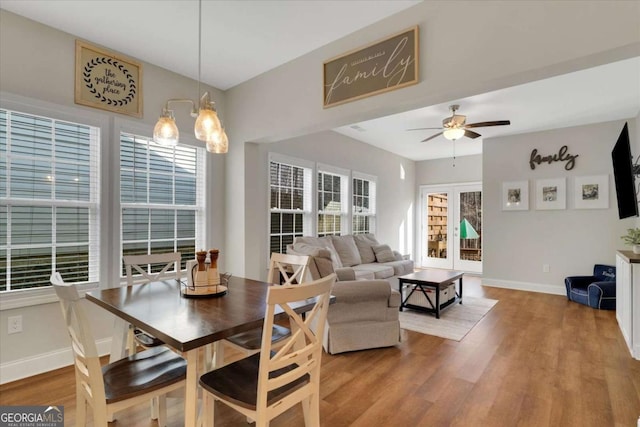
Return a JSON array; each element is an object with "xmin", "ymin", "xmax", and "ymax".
[{"xmin": 612, "ymin": 122, "xmax": 638, "ymax": 219}]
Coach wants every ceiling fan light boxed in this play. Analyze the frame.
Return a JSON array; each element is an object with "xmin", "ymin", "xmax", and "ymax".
[
  {"xmin": 443, "ymin": 128, "xmax": 465, "ymax": 141},
  {"xmin": 153, "ymin": 111, "xmax": 179, "ymax": 146}
]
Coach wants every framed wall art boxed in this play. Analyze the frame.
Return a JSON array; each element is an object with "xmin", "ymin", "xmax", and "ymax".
[
  {"xmin": 323, "ymin": 26, "xmax": 419, "ymax": 108},
  {"xmin": 574, "ymin": 175, "xmax": 609, "ymax": 209},
  {"xmin": 502, "ymin": 181, "xmax": 529, "ymax": 211},
  {"xmin": 536, "ymin": 178, "xmax": 566, "ymax": 210},
  {"xmin": 75, "ymin": 40, "xmax": 143, "ymax": 117}
]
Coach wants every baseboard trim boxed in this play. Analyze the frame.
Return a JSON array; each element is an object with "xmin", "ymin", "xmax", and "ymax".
[
  {"xmin": 482, "ymin": 278, "xmax": 566, "ymax": 296},
  {"xmin": 0, "ymin": 338, "xmax": 111, "ymax": 385}
]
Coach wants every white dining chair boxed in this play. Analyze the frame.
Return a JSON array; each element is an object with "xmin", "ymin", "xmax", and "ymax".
[
  {"xmin": 51, "ymin": 272, "xmax": 186, "ymax": 427},
  {"xmin": 124, "ymin": 252, "xmax": 182, "ymax": 351},
  {"xmin": 199, "ymin": 273, "xmax": 335, "ymax": 427},
  {"xmin": 211, "ymin": 253, "xmax": 310, "ymax": 368}
]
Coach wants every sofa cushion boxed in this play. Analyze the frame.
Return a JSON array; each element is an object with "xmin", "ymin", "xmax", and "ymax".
[
  {"xmin": 372, "ymin": 244, "xmax": 396, "ymax": 263},
  {"xmin": 353, "ymin": 263, "xmax": 394, "ymax": 279},
  {"xmin": 353, "ymin": 233, "xmax": 379, "ymax": 264},
  {"xmin": 294, "ymin": 236, "xmax": 342, "ymax": 268},
  {"xmin": 331, "ymin": 235, "xmax": 362, "ymax": 267},
  {"xmin": 382, "ymin": 260, "xmax": 414, "ymax": 276}
]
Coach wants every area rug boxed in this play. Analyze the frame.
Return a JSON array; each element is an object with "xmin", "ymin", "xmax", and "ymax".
[{"xmin": 399, "ymin": 297, "xmax": 498, "ymax": 341}]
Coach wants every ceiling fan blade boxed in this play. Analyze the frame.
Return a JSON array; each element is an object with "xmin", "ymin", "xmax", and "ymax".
[
  {"xmin": 465, "ymin": 120, "xmax": 511, "ymax": 128},
  {"xmin": 464, "ymin": 129, "xmax": 482, "ymax": 139},
  {"xmin": 407, "ymin": 127, "xmax": 443, "ymax": 131},
  {"xmin": 421, "ymin": 132, "xmax": 443, "ymax": 143}
]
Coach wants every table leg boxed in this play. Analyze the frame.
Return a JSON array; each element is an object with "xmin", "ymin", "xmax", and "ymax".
[
  {"xmin": 398, "ymin": 280, "xmax": 404, "ymax": 311},
  {"xmin": 435, "ymin": 284, "xmax": 440, "ymax": 319},
  {"xmin": 184, "ymin": 349, "xmax": 200, "ymax": 427},
  {"xmin": 459, "ymin": 276, "xmax": 463, "ymax": 304}
]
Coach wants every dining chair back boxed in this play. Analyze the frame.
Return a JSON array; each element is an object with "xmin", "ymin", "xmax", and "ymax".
[
  {"xmin": 124, "ymin": 252, "xmax": 182, "ymax": 286},
  {"xmin": 267, "ymin": 252, "xmax": 310, "ymax": 285},
  {"xmin": 51, "ymin": 272, "xmax": 186, "ymax": 427},
  {"xmin": 123, "ymin": 252, "xmax": 181, "ymax": 351},
  {"xmin": 212, "ymin": 253, "xmax": 310, "ymax": 368},
  {"xmin": 199, "ymin": 273, "xmax": 336, "ymax": 427}
]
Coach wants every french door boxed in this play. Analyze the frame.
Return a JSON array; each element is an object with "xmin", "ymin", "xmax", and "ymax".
[{"xmin": 420, "ymin": 183, "xmax": 482, "ymax": 273}]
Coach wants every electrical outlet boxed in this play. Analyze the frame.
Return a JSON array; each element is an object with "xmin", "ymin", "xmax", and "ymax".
[
  {"xmin": 543, "ymin": 264, "xmax": 550, "ymax": 273},
  {"xmin": 8, "ymin": 315, "xmax": 22, "ymax": 334}
]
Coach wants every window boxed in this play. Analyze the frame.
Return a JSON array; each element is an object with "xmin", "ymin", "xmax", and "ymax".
[
  {"xmin": 0, "ymin": 109, "xmax": 100, "ymax": 291},
  {"xmin": 352, "ymin": 173, "xmax": 376, "ymax": 234},
  {"xmin": 269, "ymin": 155, "xmax": 312, "ymax": 254},
  {"xmin": 317, "ymin": 167, "xmax": 348, "ymax": 237},
  {"xmin": 120, "ymin": 133, "xmax": 205, "ymax": 273}
]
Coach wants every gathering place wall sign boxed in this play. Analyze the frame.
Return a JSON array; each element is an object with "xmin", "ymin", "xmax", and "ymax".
[
  {"xmin": 323, "ymin": 26, "xmax": 419, "ymax": 108},
  {"xmin": 75, "ymin": 40, "xmax": 143, "ymax": 118}
]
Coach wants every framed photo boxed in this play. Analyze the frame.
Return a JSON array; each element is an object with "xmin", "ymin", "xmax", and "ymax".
[
  {"xmin": 75, "ymin": 40, "xmax": 143, "ymax": 117},
  {"xmin": 502, "ymin": 181, "xmax": 529, "ymax": 210},
  {"xmin": 574, "ymin": 175, "xmax": 609, "ymax": 209},
  {"xmin": 536, "ymin": 178, "xmax": 566, "ymax": 210}
]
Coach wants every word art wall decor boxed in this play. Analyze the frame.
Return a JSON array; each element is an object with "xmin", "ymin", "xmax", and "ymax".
[
  {"xmin": 75, "ymin": 40, "xmax": 143, "ymax": 117},
  {"xmin": 529, "ymin": 145, "xmax": 578, "ymax": 170},
  {"xmin": 323, "ymin": 26, "xmax": 419, "ymax": 108}
]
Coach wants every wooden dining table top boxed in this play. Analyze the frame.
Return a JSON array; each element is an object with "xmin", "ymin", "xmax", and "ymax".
[{"xmin": 86, "ymin": 276, "xmax": 323, "ymax": 353}]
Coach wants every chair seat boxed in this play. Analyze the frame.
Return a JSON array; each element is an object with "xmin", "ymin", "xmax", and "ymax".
[
  {"xmin": 199, "ymin": 352, "xmax": 309, "ymax": 410},
  {"xmin": 103, "ymin": 347, "xmax": 186, "ymax": 404},
  {"xmin": 225, "ymin": 324, "xmax": 291, "ymax": 350},
  {"xmin": 133, "ymin": 328, "xmax": 165, "ymax": 348}
]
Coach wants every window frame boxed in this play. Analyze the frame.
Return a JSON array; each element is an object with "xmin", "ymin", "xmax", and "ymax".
[
  {"xmin": 317, "ymin": 164, "xmax": 349, "ymax": 237},
  {"xmin": 267, "ymin": 153, "xmax": 314, "ymax": 256},
  {"xmin": 352, "ymin": 171, "xmax": 377, "ymax": 235},
  {"xmin": 0, "ymin": 93, "xmax": 108, "ymax": 310},
  {"xmin": 118, "ymin": 131, "xmax": 207, "ymax": 277}
]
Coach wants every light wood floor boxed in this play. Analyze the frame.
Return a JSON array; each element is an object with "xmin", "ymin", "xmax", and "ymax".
[{"xmin": 1, "ymin": 277, "xmax": 639, "ymax": 426}]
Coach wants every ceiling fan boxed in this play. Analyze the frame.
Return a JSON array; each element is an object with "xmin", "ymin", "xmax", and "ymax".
[{"xmin": 408, "ymin": 104, "xmax": 511, "ymax": 142}]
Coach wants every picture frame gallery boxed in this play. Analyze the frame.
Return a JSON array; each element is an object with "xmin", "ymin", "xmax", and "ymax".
[{"xmin": 502, "ymin": 175, "xmax": 610, "ymax": 211}]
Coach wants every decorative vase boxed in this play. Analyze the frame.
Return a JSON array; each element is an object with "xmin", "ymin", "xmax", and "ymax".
[{"xmin": 633, "ymin": 245, "xmax": 640, "ymax": 254}]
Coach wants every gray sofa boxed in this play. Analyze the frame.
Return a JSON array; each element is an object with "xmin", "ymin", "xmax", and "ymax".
[
  {"xmin": 286, "ymin": 234, "xmax": 414, "ymax": 285},
  {"xmin": 286, "ymin": 234, "xmax": 414, "ymax": 354}
]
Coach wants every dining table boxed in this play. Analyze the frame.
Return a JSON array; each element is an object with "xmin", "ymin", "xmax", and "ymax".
[{"xmin": 86, "ymin": 275, "xmax": 328, "ymax": 427}]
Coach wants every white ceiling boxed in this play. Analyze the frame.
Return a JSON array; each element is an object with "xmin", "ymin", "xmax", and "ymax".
[
  {"xmin": 1, "ymin": 0, "xmax": 639, "ymax": 161},
  {"xmin": 335, "ymin": 57, "xmax": 640, "ymax": 161}
]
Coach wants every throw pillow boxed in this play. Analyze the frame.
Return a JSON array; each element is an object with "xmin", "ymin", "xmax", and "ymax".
[
  {"xmin": 372, "ymin": 244, "xmax": 396, "ymax": 263},
  {"xmin": 331, "ymin": 235, "xmax": 362, "ymax": 267},
  {"xmin": 353, "ymin": 233, "xmax": 379, "ymax": 264}
]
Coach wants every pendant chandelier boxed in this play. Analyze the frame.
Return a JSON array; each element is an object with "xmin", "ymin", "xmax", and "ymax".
[{"xmin": 152, "ymin": 0, "xmax": 228, "ymax": 153}]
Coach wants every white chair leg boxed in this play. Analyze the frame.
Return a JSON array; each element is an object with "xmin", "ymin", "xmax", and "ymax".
[
  {"xmin": 202, "ymin": 392, "xmax": 215, "ymax": 426},
  {"xmin": 150, "ymin": 396, "xmax": 159, "ymax": 420},
  {"xmin": 157, "ymin": 395, "xmax": 167, "ymax": 427},
  {"xmin": 214, "ymin": 341, "xmax": 225, "ymax": 368}
]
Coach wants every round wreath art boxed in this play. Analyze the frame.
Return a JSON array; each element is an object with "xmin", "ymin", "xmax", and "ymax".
[{"xmin": 82, "ymin": 57, "xmax": 137, "ymax": 106}]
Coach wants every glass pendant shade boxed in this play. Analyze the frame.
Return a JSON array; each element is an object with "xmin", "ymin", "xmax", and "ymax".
[
  {"xmin": 206, "ymin": 128, "xmax": 229, "ymax": 154},
  {"xmin": 194, "ymin": 107, "xmax": 222, "ymax": 142},
  {"xmin": 153, "ymin": 113, "xmax": 179, "ymax": 146},
  {"xmin": 443, "ymin": 127, "xmax": 465, "ymax": 141}
]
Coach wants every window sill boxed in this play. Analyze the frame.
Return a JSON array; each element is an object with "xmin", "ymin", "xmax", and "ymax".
[{"xmin": 0, "ymin": 282, "xmax": 100, "ymax": 311}]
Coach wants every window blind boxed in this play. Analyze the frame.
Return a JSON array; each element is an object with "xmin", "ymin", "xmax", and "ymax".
[
  {"xmin": 0, "ymin": 109, "xmax": 100, "ymax": 291},
  {"xmin": 120, "ymin": 133, "xmax": 204, "ymax": 274}
]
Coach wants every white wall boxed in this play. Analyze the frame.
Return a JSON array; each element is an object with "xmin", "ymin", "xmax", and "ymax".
[
  {"xmin": 244, "ymin": 130, "xmax": 415, "ymax": 280},
  {"xmin": 225, "ymin": 0, "xmax": 640, "ymax": 275},
  {"xmin": 482, "ymin": 119, "xmax": 638, "ymax": 294}
]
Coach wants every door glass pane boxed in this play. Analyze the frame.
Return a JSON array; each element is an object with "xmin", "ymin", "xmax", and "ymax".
[
  {"xmin": 459, "ymin": 191, "xmax": 482, "ymax": 261},
  {"xmin": 426, "ymin": 193, "xmax": 447, "ymax": 259}
]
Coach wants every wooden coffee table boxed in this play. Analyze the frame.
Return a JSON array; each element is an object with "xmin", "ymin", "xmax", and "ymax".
[{"xmin": 398, "ymin": 269, "xmax": 463, "ymax": 318}]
